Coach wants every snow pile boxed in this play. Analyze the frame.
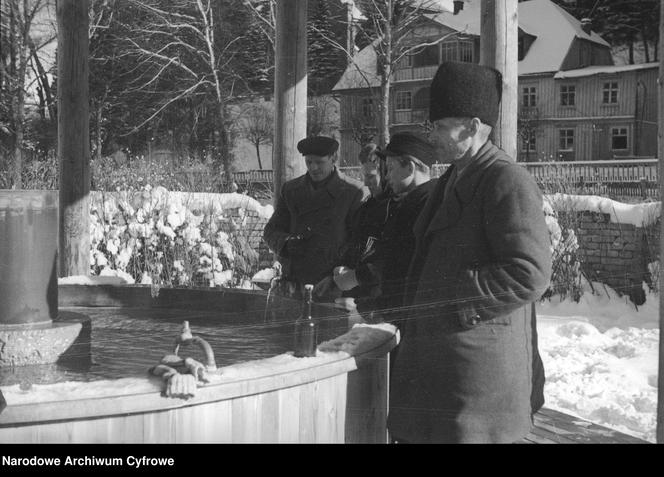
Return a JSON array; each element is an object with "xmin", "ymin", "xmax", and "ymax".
[
  {"xmin": 544, "ymin": 193, "xmax": 660, "ymax": 227},
  {"xmin": 538, "ymin": 283, "xmax": 659, "ymax": 442}
]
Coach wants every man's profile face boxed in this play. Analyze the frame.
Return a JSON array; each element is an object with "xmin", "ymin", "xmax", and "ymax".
[
  {"xmin": 428, "ymin": 117, "xmax": 472, "ymax": 163},
  {"xmin": 361, "ymin": 160, "xmax": 381, "ymax": 197},
  {"xmin": 385, "ymin": 156, "xmax": 413, "ymax": 195},
  {"xmin": 305, "ymin": 154, "xmax": 335, "ymax": 182}
]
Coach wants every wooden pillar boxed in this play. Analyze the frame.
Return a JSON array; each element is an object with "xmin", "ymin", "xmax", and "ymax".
[
  {"xmin": 272, "ymin": 0, "xmax": 308, "ymax": 201},
  {"xmin": 656, "ymin": 0, "xmax": 664, "ymax": 445},
  {"xmin": 480, "ymin": 0, "xmax": 518, "ymax": 159},
  {"xmin": 57, "ymin": 0, "xmax": 90, "ymax": 277}
]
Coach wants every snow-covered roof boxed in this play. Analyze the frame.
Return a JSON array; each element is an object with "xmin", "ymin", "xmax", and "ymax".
[
  {"xmin": 517, "ymin": 0, "xmax": 610, "ymax": 75},
  {"xmin": 333, "ymin": 0, "xmax": 612, "ymax": 91},
  {"xmin": 554, "ymin": 62, "xmax": 659, "ymax": 79}
]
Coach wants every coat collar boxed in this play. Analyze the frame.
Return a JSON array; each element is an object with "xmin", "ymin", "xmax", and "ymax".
[{"xmin": 417, "ymin": 140, "xmax": 511, "ymax": 239}]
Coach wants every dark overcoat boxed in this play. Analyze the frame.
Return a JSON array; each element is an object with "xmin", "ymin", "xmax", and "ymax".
[
  {"xmin": 263, "ymin": 168, "xmax": 368, "ymax": 286},
  {"xmin": 355, "ymin": 180, "xmax": 435, "ymax": 315},
  {"xmin": 388, "ymin": 141, "xmax": 552, "ymax": 443}
]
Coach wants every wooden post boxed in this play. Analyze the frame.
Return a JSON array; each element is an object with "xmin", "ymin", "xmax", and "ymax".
[
  {"xmin": 57, "ymin": 0, "xmax": 90, "ymax": 277},
  {"xmin": 479, "ymin": 0, "xmax": 518, "ymax": 160},
  {"xmin": 656, "ymin": 0, "xmax": 664, "ymax": 445},
  {"xmin": 272, "ymin": 0, "xmax": 308, "ymax": 202}
]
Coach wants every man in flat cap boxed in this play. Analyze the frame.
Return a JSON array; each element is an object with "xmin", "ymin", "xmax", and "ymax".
[
  {"xmin": 330, "ymin": 132, "xmax": 436, "ymax": 322},
  {"xmin": 263, "ymin": 136, "xmax": 368, "ymax": 298},
  {"xmin": 387, "ymin": 62, "xmax": 552, "ymax": 443}
]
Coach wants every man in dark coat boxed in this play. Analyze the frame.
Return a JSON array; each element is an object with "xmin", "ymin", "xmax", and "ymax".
[
  {"xmin": 263, "ymin": 136, "xmax": 368, "ymax": 296},
  {"xmin": 333, "ymin": 133, "xmax": 436, "ymax": 322},
  {"xmin": 387, "ymin": 62, "xmax": 552, "ymax": 443}
]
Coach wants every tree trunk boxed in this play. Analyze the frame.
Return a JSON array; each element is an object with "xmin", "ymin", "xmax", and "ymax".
[
  {"xmin": 11, "ymin": 0, "xmax": 29, "ymax": 189},
  {"xmin": 57, "ymin": 0, "xmax": 91, "ymax": 277},
  {"xmin": 255, "ymin": 142, "xmax": 263, "ymax": 170},
  {"xmin": 378, "ymin": 0, "xmax": 393, "ymax": 149},
  {"xmin": 30, "ymin": 40, "xmax": 55, "ymax": 121},
  {"xmin": 629, "ymin": 41, "xmax": 635, "ymax": 64},
  {"xmin": 95, "ymin": 104, "xmax": 103, "ymax": 163},
  {"xmin": 216, "ymin": 104, "xmax": 234, "ymax": 189},
  {"xmin": 643, "ymin": 29, "xmax": 651, "ymax": 63}
]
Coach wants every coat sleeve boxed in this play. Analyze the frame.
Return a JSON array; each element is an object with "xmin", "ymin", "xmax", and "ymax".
[
  {"xmin": 262, "ymin": 184, "xmax": 292, "ymax": 257},
  {"xmin": 454, "ymin": 165, "xmax": 552, "ymax": 324}
]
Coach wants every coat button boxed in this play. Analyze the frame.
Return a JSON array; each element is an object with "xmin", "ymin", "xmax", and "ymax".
[{"xmin": 469, "ymin": 315, "xmax": 480, "ymax": 326}]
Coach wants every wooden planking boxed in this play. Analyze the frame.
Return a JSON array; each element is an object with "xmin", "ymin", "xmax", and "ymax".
[
  {"xmin": 278, "ymin": 383, "xmax": 301, "ymax": 443},
  {"xmin": 345, "ymin": 355, "xmax": 389, "ymax": 444}
]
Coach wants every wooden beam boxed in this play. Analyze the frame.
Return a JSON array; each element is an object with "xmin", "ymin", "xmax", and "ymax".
[
  {"xmin": 57, "ymin": 0, "xmax": 90, "ymax": 277},
  {"xmin": 272, "ymin": 0, "xmax": 308, "ymax": 201},
  {"xmin": 656, "ymin": 0, "xmax": 664, "ymax": 445},
  {"xmin": 479, "ymin": 0, "xmax": 518, "ymax": 159}
]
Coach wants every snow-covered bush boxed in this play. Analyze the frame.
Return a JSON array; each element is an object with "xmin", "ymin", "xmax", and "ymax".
[
  {"xmin": 89, "ymin": 186, "xmax": 273, "ymax": 288},
  {"xmin": 542, "ymin": 195, "xmax": 585, "ymax": 302}
]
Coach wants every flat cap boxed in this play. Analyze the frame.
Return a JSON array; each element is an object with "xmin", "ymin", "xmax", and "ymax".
[
  {"xmin": 429, "ymin": 62, "xmax": 502, "ymax": 127},
  {"xmin": 297, "ymin": 136, "xmax": 339, "ymax": 157},
  {"xmin": 376, "ymin": 132, "xmax": 436, "ymax": 166}
]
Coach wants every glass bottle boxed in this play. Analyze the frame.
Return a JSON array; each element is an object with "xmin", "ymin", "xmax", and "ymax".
[{"xmin": 293, "ymin": 284, "xmax": 318, "ymax": 357}]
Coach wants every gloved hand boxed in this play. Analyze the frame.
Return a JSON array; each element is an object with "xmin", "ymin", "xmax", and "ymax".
[
  {"xmin": 165, "ymin": 373, "xmax": 197, "ymax": 399},
  {"xmin": 333, "ymin": 266, "xmax": 359, "ymax": 291},
  {"xmin": 184, "ymin": 357, "xmax": 209, "ymax": 383}
]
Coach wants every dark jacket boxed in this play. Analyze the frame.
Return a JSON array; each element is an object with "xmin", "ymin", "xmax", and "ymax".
[
  {"xmin": 263, "ymin": 168, "xmax": 368, "ymax": 286},
  {"xmin": 355, "ymin": 181, "xmax": 435, "ymax": 316},
  {"xmin": 388, "ymin": 141, "xmax": 552, "ymax": 443}
]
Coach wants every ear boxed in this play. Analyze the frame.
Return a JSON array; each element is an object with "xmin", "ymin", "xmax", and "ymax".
[{"xmin": 468, "ymin": 117, "xmax": 482, "ymax": 136}]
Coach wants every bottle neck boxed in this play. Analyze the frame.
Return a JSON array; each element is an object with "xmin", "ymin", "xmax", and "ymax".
[{"xmin": 303, "ymin": 287, "xmax": 313, "ymax": 320}]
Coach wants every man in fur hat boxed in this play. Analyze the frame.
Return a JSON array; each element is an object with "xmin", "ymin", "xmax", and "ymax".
[
  {"xmin": 263, "ymin": 136, "xmax": 368, "ymax": 297},
  {"xmin": 388, "ymin": 62, "xmax": 552, "ymax": 443}
]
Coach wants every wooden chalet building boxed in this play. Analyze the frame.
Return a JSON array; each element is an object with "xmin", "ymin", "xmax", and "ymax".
[{"xmin": 332, "ymin": 0, "xmax": 659, "ymax": 165}]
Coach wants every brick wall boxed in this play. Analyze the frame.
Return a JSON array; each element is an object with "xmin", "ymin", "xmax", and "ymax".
[{"xmin": 561, "ymin": 211, "xmax": 660, "ymax": 303}]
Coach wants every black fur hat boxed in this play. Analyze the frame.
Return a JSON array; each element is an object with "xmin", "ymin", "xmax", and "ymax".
[{"xmin": 429, "ymin": 62, "xmax": 502, "ymax": 127}]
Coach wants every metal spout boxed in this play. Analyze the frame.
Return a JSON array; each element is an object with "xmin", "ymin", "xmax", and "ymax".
[{"xmin": 173, "ymin": 321, "xmax": 217, "ymax": 371}]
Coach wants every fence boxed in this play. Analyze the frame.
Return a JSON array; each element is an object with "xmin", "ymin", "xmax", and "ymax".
[{"xmin": 235, "ymin": 159, "xmax": 658, "ymax": 200}]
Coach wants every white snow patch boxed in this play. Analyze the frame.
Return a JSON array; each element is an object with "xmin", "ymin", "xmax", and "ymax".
[{"xmin": 544, "ymin": 194, "xmax": 660, "ymax": 227}]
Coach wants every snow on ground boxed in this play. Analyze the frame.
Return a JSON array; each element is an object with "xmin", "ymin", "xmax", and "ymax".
[{"xmin": 537, "ymin": 282, "xmax": 659, "ymax": 442}]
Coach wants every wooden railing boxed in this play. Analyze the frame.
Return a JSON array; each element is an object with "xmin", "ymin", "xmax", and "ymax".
[{"xmin": 231, "ymin": 158, "xmax": 660, "ymax": 199}]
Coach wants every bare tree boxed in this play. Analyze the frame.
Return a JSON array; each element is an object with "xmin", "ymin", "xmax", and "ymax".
[
  {"xmin": 239, "ymin": 102, "xmax": 273, "ymax": 170},
  {"xmin": 313, "ymin": 0, "xmax": 458, "ymax": 147},
  {"xmin": 307, "ymin": 95, "xmax": 338, "ymax": 138},
  {"xmin": 116, "ymin": 0, "xmax": 251, "ymax": 186},
  {"xmin": 0, "ymin": 0, "xmax": 55, "ymax": 188}
]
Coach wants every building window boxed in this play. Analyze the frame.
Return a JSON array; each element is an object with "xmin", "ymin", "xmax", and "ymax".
[
  {"xmin": 458, "ymin": 40, "xmax": 473, "ymax": 63},
  {"xmin": 611, "ymin": 127, "xmax": 628, "ymax": 150},
  {"xmin": 560, "ymin": 85, "xmax": 575, "ymax": 106},
  {"xmin": 395, "ymin": 91, "xmax": 412, "ymax": 111},
  {"xmin": 412, "ymin": 45, "xmax": 439, "ymax": 67},
  {"xmin": 438, "ymin": 40, "xmax": 474, "ymax": 64},
  {"xmin": 361, "ymin": 97, "xmax": 374, "ymax": 120},
  {"xmin": 521, "ymin": 129, "xmax": 536, "ymax": 153},
  {"xmin": 603, "ymin": 82, "xmax": 618, "ymax": 104},
  {"xmin": 559, "ymin": 128, "xmax": 574, "ymax": 151},
  {"xmin": 440, "ymin": 41, "xmax": 457, "ymax": 62},
  {"xmin": 522, "ymin": 86, "xmax": 537, "ymax": 107}
]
